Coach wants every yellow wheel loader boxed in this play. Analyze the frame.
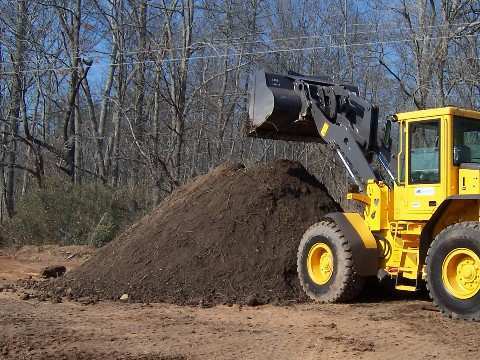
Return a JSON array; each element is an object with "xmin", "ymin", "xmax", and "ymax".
[{"xmin": 248, "ymin": 70, "xmax": 480, "ymax": 320}]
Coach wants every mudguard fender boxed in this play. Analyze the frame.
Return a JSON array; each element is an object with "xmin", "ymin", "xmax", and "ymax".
[{"xmin": 324, "ymin": 212, "xmax": 379, "ymax": 276}]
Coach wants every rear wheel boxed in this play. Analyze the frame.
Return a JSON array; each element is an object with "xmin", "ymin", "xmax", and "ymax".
[
  {"xmin": 426, "ymin": 222, "xmax": 480, "ymax": 320},
  {"xmin": 297, "ymin": 219, "xmax": 365, "ymax": 303}
]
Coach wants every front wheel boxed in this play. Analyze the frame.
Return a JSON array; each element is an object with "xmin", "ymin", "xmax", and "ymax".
[
  {"xmin": 297, "ymin": 219, "xmax": 365, "ymax": 303},
  {"xmin": 426, "ymin": 222, "xmax": 480, "ymax": 320}
]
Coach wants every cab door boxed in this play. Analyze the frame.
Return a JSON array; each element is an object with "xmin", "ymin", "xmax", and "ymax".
[{"xmin": 395, "ymin": 117, "xmax": 448, "ymax": 221}]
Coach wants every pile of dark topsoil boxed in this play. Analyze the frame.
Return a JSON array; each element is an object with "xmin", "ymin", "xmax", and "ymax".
[{"xmin": 59, "ymin": 160, "xmax": 340, "ymax": 305}]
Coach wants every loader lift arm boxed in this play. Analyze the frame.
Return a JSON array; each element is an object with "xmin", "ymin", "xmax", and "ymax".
[
  {"xmin": 301, "ymin": 82, "xmax": 378, "ymax": 186},
  {"xmin": 248, "ymin": 70, "xmax": 391, "ymax": 188}
]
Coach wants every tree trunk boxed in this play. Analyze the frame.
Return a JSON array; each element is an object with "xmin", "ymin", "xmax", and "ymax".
[
  {"xmin": 133, "ymin": 0, "xmax": 147, "ymax": 184},
  {"xmin": 5, "ymin": 0, "xmax": 27, "ymax": 217},
  {"xmin": 167, "ymin": 0, "xmax": 194, "ymax": 182},
  {"xmin": 57, "ymin": 0, "xmax": 82, "ymax": 178},
  {"xmin": 74, "ymin": 96, "xmax": 82, "ymax": 184}
]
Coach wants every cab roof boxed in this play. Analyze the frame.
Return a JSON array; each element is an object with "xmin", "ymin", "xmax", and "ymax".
[{"xmin": 396, "ymin": 106, "xmax": 480, "ymax": 121}]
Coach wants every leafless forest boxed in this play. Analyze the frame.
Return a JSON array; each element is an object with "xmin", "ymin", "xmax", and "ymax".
[{"xmin": 0, "ymin": 0, "xmax": 479, "ymax": 243}]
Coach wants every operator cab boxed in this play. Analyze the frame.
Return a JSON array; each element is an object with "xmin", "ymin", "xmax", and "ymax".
[{"xmin": 391, "ymin": 107, "xmax": 480, "ymax": 221}]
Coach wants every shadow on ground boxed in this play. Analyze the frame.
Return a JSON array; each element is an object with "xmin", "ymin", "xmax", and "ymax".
[{"xmin": 356, "ymin": 277, "xmax": 431, "ymax": 304}]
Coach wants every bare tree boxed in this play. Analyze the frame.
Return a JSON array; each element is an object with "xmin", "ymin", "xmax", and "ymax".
[
  {"xmin": 0, "ymin": 0, "xmax": 478, "ymax": 223},
  {"xmin": 4, "ymin": 0, "xmax": 27, "ymax": 217}
]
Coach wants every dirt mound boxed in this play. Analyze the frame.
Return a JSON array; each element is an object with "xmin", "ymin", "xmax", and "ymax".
[{"xmin": 60, "ymin": 160, "xmax": 340, "ymax": 305}]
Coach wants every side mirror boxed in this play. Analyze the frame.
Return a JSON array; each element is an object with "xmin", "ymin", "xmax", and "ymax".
[
  {"xmin": 453, "ymin": 145, "xmax": 471, "ymax": 165},
  {"xmin": 382, "ymin": 120, "xmax": 392, "ymax": 151}
]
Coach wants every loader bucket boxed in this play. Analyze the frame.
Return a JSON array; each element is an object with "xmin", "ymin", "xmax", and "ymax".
[{"xmin": 247, "ymin": 70, "xmax": 322, "ymax": 142}]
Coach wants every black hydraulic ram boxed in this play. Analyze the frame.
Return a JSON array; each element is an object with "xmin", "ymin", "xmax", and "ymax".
[{"xmin": 247, "ymin": 69, "xmax": 380, "ymax": 187}]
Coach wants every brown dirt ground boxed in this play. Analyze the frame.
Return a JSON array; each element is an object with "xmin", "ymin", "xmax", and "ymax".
[
  {"xmin": 1, "ymin": 246, "xmax": 479, "ymax": 359},
  {"xmin": 0, "ymin": 245, "xmax": 93, "ymax": 285}
]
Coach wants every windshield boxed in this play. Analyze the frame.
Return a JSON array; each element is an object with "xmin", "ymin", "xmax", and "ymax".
[{"xmin": 453, "ymin": 117, "xmax": 480, "ymax": 164}]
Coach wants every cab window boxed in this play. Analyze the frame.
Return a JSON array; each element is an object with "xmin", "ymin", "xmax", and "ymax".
[
  {"xmin": 409, "ymin": 120, "xmax": 440, "ymax": 184},
  {"xmin": 453, "ymin": 117, "xmax": 480, "ymax": 164}
]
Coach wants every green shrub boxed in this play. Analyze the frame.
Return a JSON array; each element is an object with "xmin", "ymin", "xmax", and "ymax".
[
  {"xmin": 1, "ymin": 177, "xmax": 145, "ymax": 247},
  {"xmin": 88, "ymin": 212, "xmax": 118, "ymax": 248}
]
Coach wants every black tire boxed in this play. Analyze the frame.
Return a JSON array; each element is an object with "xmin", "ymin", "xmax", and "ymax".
[
  {"xmin": 426, "ymin": 222, "xmax": 480, "ymax": 321},
  {"xmin": 297, "ymin": 219, "xmax": 365, "ymax": 303}
]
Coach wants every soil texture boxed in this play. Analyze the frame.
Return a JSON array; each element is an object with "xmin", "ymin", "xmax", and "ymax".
[{"xmin": 58, "ymin": 160, "xmax": 340, "ymax": 305}]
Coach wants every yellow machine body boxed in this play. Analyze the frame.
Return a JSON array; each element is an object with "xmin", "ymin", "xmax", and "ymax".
[
  {"xmin": 348, "ymin": 107, "xmax": 480, "ymax": 291},
  {"xmin": 248, "ymin": 72, "xmax": 480, "ymax": 316},
  {"xmin": 459, "ymin": 167, "xmax": 480, "ymax": 194}
]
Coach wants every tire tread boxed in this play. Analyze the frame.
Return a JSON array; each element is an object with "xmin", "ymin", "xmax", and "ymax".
[
  {"xmin": 426, "ymin": 221, "xmax": 480, "ymax": 321},
  {"xmin": 297, "ymin": 219, "xmax": 364, "ymax": 303}
]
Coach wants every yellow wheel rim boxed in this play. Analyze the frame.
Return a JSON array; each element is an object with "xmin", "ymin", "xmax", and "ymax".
[
  {"xmin": 442, "ymin": 248, "xmax": 480, "ymax": 299},
  {"xmin": 307, "ymin": 242, "xmax": 334, "ymax": 285}
]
